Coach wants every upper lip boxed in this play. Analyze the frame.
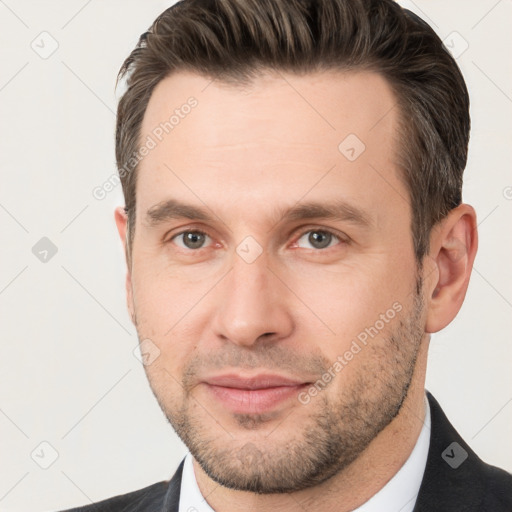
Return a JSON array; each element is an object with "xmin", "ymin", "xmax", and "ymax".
[{"xmin": 203, "ymin": 373, "xmax": 309, "ymax": 390}]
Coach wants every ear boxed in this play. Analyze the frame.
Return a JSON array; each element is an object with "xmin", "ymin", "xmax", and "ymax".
[
  {"xmin": 114, "ymin": 206, "xmax": 135, "ymax": 326},
  {"xmin": 424, "ymin": 204, "xmax": 478, "ymax": 333}
]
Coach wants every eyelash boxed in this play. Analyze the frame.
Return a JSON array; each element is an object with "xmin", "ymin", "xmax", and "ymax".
[{"xmin": 167, "ymin": 226, "xmax": 348, "ymax": 252}]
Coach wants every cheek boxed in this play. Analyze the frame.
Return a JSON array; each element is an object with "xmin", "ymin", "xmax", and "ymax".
[
  {"xmin": 131, "ymin": 253, "xmax": 200, "ymax": 328},
  {"xmin": 131, "ymin": 259, "xmax": 217, "ymax": 370},
  {"xmin": 283, "ymin": 259, "xmax": 401, "ymax": 341}
]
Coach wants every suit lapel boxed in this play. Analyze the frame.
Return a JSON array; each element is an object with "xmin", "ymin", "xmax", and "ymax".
[
  {"xmin": 162, "ymin": 458, "xmax": 185, "ymax": 512},
  {"xmin": 413, "ymin": 392, "xmax": 485, "ymax": 511}
]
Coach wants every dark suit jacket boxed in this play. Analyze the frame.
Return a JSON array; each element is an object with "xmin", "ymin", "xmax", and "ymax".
[{"xmin": 60, "ymin": 392, "xmax": 512, "ymax": 511}]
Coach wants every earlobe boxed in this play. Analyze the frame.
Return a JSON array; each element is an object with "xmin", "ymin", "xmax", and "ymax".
[{"xmin": 425, "ymin": 204, "xmax": 478, "ymax": 333}]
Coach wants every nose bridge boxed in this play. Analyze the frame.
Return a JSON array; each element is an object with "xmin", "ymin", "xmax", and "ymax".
[{"xmin": 211, "ymin": 247, "xmax": 293, "ymax": 346}]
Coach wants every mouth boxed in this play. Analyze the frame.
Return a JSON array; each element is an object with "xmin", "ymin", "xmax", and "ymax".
[{"xmin": 201, "ymin": 373, "xmax": 312, "ymax": 415}]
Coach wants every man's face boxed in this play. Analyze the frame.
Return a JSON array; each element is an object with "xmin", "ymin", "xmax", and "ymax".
[{"xmin": 124, "ymin": 70, "xmax": 427, "ymax": 492}]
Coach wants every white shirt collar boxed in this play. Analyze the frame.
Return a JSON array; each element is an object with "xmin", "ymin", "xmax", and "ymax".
[{"xmin": 178, "ymin": 394, "xmax": 431, "ymax": 512}]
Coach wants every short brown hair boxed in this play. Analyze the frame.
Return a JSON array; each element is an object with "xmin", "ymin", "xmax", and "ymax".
[{"xmin": 115, "ymin": 0, "xmax": 470, "ymax": 266}]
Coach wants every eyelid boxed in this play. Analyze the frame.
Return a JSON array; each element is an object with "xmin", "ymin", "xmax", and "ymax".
[
  {"xmin": 174, "ymin": 231, "xmax": 211, "ymax": 246},
  {"xmin": 290, "ymin": 225, "xmax": 349, "ymax": 249},
  {"xmin": 165, "ymin": 224, "xmax": 349, "ymax": 251},
  {"xmin": 165, "ymin": 223, "xmax": 214, "ymax": 240},
  {"xmin": 167, "ymin": 226, "xmax": 215, "ymax": 252}
]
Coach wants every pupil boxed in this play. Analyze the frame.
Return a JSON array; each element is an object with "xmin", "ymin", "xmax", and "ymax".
[
  {"xmin": 309, "ymin": 231, "xmax": 331, "ymax": 249},
  {"xmin": 185, "ymin": 232, "xmax": 204, "ymax": 249}
]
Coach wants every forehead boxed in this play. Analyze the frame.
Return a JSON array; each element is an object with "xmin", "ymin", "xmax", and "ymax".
[
  {"xmin": 141, "ymin": 69, "xmax": 399, "ymax": 149},
  {"xmin": 136, "ymin": 69, "xmax": 407, "ymax": 226}
]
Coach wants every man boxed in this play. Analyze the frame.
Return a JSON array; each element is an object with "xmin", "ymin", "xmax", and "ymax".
[{"xmin": 63, "ymin": 0, "xmax": 512, "ymax": 510}]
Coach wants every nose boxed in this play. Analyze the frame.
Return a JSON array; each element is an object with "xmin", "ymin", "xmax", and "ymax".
[{"xmin": 211, "ymin": 253, "xmax": 294, "ymax": 347}]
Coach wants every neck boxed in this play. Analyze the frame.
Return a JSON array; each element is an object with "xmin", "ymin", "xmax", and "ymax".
[{"xmin": 193, "ymin": 346, "xmax": 428, "ymax": 512}]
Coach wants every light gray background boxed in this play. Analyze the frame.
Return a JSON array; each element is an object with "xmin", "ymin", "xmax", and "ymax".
[{"xmin": 0, "ymin": 1, "xmax": 511, "ymax": 510}]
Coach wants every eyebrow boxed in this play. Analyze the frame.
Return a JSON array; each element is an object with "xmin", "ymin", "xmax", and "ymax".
[
  {"xmin": 144, "ymin": 197, "xmax": 374, "ymax": 230},
  {"xmin": 145, "ymin": 199, "xmax": 212, "ymax": 225},
  {"xmin": 275, "ymin": 200, "xmax": 373, "ymax": 229}
]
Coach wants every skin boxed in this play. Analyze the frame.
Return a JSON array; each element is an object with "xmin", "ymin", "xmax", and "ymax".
[{"xmin": 114, "ymin": 69, "xmax": 478, "ymax": 512}]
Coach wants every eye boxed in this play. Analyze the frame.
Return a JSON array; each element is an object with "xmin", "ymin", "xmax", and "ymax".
[
  {"xmin": 171, "ymin": 230, "xmax": 213, "ymax": 250},
  {"xmin": 295, "ymin": 229, "xmax": 344, "ymax": 250}
]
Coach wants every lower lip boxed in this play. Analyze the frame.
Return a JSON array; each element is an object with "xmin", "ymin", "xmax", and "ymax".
[{"xmin": 204, "ymin": 383, "xmax": 309, "ymax": 414}]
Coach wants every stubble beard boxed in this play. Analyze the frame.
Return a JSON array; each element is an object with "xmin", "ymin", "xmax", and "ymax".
[{"xmin": 139, "ymin": 278, "xmax": 425, "ymax": 494}]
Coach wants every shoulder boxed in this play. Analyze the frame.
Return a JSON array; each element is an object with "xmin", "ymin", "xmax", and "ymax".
[
  {"xmin": 57, "ymin": 459, "xmax": 185, "ymax": 512},
  {"xmin": 416, "ymin": 392, "xmax": 512, "ymax": 511},
  {"xmin": 58, "ymin": 480, "xmax": 169, "ymax": 512},
  {"xmin": 479, "ymin": 461, "xmax": 512, "ymax": 510}
]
